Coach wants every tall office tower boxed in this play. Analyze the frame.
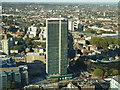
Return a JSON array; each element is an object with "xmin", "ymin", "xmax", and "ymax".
[
  {"xmin": 0, "ymin": 39, "xmax": 10, "ymax": 55},
  {"xmin": 46, "ymin": 18, "xmax": 68, "ymax": 75}
]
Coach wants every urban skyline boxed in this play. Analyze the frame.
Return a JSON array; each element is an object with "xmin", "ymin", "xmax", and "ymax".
[
  {"xmin": 1, "ymin": 0, "xmax": 119, "ymax": 2},
  {"xmin": 0, "ymin": 2, "xmax": 120, "ymax": 89}
]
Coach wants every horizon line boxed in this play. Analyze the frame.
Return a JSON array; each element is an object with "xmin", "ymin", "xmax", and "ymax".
[{"xmin": 1, "ymin": 1, "xmax": 119, "ymax": 3}]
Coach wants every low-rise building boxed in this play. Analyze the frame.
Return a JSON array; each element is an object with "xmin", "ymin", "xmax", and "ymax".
[
  {"xmin": 0, "ymin": 57, "xmax": 16, "ymax": 67},
  {"xmin": 25, "ymin": 52, "xmax": 45, "ymax": 63},
  {"xmin": 0, "ymin": 65, "xmax": 28, "ymax": 89},
  {"xmin": 27, "ymin": 26, "xmax": 37, "ymax": 38},
  {"xmin": 32, "ymin": 47, "xmax": 45, "ymax": 55},
  {"xmin": 10, "ymin": 50, "xmax": 18, "ymax": 53},
  {"xmin": 67, "ymin": 82, "xmax": 79, "ymax": 89},
  {"xmin": 12, "ymin": 55, "xmax": 26, "ymax": 62},
  {"xmin": 86, "ymin": 45, "xmax": 97, "ymax": 51},
  {"xmin": 39, "ymin": 27, "xmax": 46, "ymax": 40},
  {"xmin": 0, "ymin": 39, "xmax": 10, "ymax": 55},
  {"xmin": 110, "ymin": 76, "xmax": 120, "ymax": 90}
]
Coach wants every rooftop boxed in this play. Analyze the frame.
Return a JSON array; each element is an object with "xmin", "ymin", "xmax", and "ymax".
[
  {"xmin": 47, "ymin": 17, "xmax": 66, "ymax": 21},
  {"xmin": 113, "ymin": 75, "xmax": 120, "ymax": 83}
]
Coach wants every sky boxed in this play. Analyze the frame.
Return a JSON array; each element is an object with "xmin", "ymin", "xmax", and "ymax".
[{"xmin": 1, "ymin": 0, "xmax": 120, "ymax": 2}]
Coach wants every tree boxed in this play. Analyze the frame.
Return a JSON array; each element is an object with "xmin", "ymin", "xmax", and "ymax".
[
  {"xmin": 93, "ymin": 68, "xmax": 104, "ymax": 76},
  {"xmin": 112, "ymin": 70, "xmax": 119, "ymax": 75},
  {"xmin": 25, "ymin": 38, "xmax": 32, "ymax": 47},
  {"xmin": 109, "ymin": 57, "xmax": 115, "ymax": 61},
  {"xmin": 84, "ymin": 28, "xmax": 96, "ymax": 34},
  {"xmin": 7, "ymin": 81, "xmax": 15, "ymax": 89},
  {"xmin": 7, "ymin": 81, "xmax": 11, "ymax": 89},
  {"xmin": 10, "ymin": 53, "xmax": 17, "ymax": 56},
  {"xmin": 32, "ymin": 36, "xmax": 39, "ymax": 40},
  {"xmin": 68, "ymin": 58, "xmax": 71, "ymax": 62},
  {"xmin": 11, "ymin": 45, "xmax": 23, "ymax": 51},
  {"xmin": 89, "ymin": 37, "xmax": 118, "ymax": 49},
  {"xmin": 11, "ymin": 82, "xmax": 15, "ymax": 89},
  {"xmin": 102, "ymin": 58, "xmax": 108, "ymax": 61},
  {"xmin": 15, "ymin": 38, "xmax": 23, "ymax": 42},
  {"xmin": 104, "ymin": 72, "xmax": 108, "ymax": 76}
]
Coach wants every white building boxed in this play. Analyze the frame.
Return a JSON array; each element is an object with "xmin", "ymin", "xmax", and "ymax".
[
  {"xmin": 39, "ymin": 27, "xmax": 46, "ymax": 40},
  {"xmin": 110, "ymin": 76, "xmax": 120, "ymax": 90},
  {"xmin": 74, "ymin": 20, "xmax": 80, "ymax": 29},
  {"xmin": 27, "ymin": 26, "xmax": 37, "ymax": 38},
  {"xmin": 68, "ymin": 20, "xmax": 74, "ymax": 31},
  {"xmin": 0, "ymin": 39, "xmax": 10, "ymax": 55}
]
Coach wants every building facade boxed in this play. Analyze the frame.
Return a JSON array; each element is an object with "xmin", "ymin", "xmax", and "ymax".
[
  {"xmin": 110, "ymin": 76, "xmax": 120, "ymax": 90},
  {"xmin": 27, "ymin": 26, "xmax": 37, "ymax": 38},
  {"xmin": 0, "ymin": 39, "xmax": 10, "ymax": 55},
  {"xmin": 25, "ymin": 52, "xmax": 45, "ymax": 63},
  {"xmin": 46, "ymin": 18, "xmax": 68, "ymax": 75},
  {"xmin": 68, "ymin": 20, "xmax": 74, "ymax": 32},
  {"xmin": 0, "ymin": 65, "xmax": 28, "ymax": 89}
]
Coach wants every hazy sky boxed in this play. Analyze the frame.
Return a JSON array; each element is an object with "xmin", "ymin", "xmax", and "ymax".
[{"xmin": 1, "ymin": 0, "xmax": 120, "ymax": 2}]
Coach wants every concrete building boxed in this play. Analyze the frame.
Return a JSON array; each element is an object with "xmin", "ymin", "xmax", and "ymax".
[
  {"xmin": 0, "ymin": 65, "xmax": 28, "ymax": 89},
  {"xmin": 27, "ymin": 26, "xmax": 37, "ymax": 38},
  {"xmin": 46, "ymin": 18, "xmax": 68, "ymax": 75},
  {"xmin": 9, "ymin": 37, "xmax": 15, "ymax": 46},
  {"xmin": 74, "ymin": 20, "xmax": 80, "ymax": 30},
  {"xmin": 10, "ymin": 50, "xmax": 18, "ymax": 54},
  {"xmin": 39, "ymin": 27, "xmax": 46, "ymax": 40},
  {"xmin": 25, "ymin": 52, "xmax": 45, "ymax": 63},
  {"xmin": 110, "ymin": 76, "xmax": 120, "ymax": 90},
  {"xmin": 32, "ymin": 47, "xmax": 45, "ymax": 54},
  {"xmin": 12, "ymin": 55, "xmax": 25, "ymax": 62},
  {"xmin": 0, "ymin": 57, "xmax": 13, "ymax": 67},
  {"xmin": 0, "ymin": 39, "xmax": 10, "ymax": 55},
  {"xmin": 68, "ymin": 20, "xmax": 74, "ymax": 32}
]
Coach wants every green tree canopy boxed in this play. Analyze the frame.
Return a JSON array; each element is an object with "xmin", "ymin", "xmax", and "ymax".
[
  {"xmin": 10, "ymin": 45, "xmax": 23, "ymax": 51},
  {"xmin": 104, "ymin": 72, "xmax": 108, "ymax": 76},
  {"xmin": 7, "ymin": 81, "xmax": 15, "ymax": 89},
  {"xmin": 102, "ymin": 58, "xmax": 108, "ymax": 61},
  {"xmin": 89, "ymin": 37, "xmax": 119, "ymax": 48},
  {"xmin": 84, "ymin": 28, "xmax": 96, "ymax": 34},
  {"xmin": 93, "ymin": 68, "xmax": 104, "ymax": 76},
  {"xmin": 112, "ymin": 70, "xmax": 119, "ymax": 75}
]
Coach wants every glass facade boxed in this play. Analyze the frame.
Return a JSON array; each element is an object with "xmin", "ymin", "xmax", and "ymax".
[{"xmin": 46, "ymin": 19, "xmax": 68, "ymax": 75}]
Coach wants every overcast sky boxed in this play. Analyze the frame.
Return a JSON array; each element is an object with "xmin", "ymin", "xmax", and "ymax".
[{"xmin": 1, "ymin": 0, "xmax": 120, "ymax": 2}]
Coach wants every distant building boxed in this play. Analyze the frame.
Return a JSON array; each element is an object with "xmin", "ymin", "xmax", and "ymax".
[
  {"xmin": 46, "ymin": 18, "xmax": 68, "ymax": 75},
  {"xmin": 0, "ymin": 39, "xmax": 10, "ymax": 55},
  {"xmin": 86, "ymin": 45, "xmax": 97, "ymax": 51},
  {"xmin": 68, "ymin": 20, "xmax": 74, "ymax": 32},
  {"xmin": 0, "ymin": 65, "xmax": 28, "ymax": 89},
  {"xmin": 9, "ymin": 37, "xmax": 15, "ymax": 46},
  {"xmin": 32, "ymin": 47, "xmax": 45, "ymax": 55},
  {"xmin": 67, "ymin": 82, "xmax": 79, "ymax": 89},
  {"xmin": 10, "ymin": 50, "xmax": 18, "ymax": 53},
  {"xmin": 0, "ymin": 57, "xmax": 14, "ymax": 67},
  {"xmin": 25, "ymin": 48, "xmax": 31, "ymax": 53},
  {"xmin": 27, "ymin": 26, "xmax": 37, "ymax": 38},
  {"xmin": 110, "ymin": 76, "xmax": 120, "ymax": 89},
  {"xmin": 78, "ymin": 23, "xmax": 84, "ymax": 31},
  {"xmin": 25, "ymin": 52, "xmax": 45, "ymax": 63},
  {"xmin": 74, "ymin": 21, "xmax": 80, "ymax": 30},
  {"xmin": 39, "ymin": 27, "xmax": 46, "ymax": 40},
  {"xmin": 12, "ymin": 55, "xmax": 25, "ymax": 62}
]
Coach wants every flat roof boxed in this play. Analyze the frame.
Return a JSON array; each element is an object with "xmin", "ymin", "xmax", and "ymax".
[
  {"xmin": 0, "ymin": 67, "xmax": 19, "ymax": 72},
  {"xmin": 113, "ymin": 75, "xmax": 120, "ymax": 83},
  {"xmin": 0, "ymin": 67, "xmax": 20, "ymax": 75},
  {"xmin": 47, "ymin": 18, "xmax": 66, "ymax": 21},
  {"xmin": 48, "ymin": 74, "xmax": 73, "ymax": 78}
]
